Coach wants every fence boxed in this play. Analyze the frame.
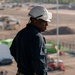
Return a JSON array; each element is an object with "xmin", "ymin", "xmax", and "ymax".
[
  {"xmin": 60, "ymin": 41, "xmax": 75, "ymax": 53},
  {"xmin": 49, "ymin": 40, "xmax": 75, "ymax": 54}
]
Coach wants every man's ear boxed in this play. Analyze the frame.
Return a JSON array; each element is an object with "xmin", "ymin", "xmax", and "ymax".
[
  {"xmin": 33, "ymin": 20, "xmax": 37, "ymax": 23},
  {"xmin": 34, "ymin": 19, "xmax": 40, "ymax": 25},
  {"xmin": 30, "ymin": 18, "xmax": 36, "ymax": 23}
]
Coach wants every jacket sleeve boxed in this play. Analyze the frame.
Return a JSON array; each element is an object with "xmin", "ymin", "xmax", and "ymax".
[
  {"xmin": 9, "ymin": 37, "xmax": 17, "ymax": 61},
  {"xmin": 30, "ymin": 35, "xmax": 47, "ymax": 75}
]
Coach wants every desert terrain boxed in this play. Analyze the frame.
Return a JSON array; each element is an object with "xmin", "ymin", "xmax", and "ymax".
[{"xmin": 0, "ymin": 3, "xmax": 75, "ymax": 75}]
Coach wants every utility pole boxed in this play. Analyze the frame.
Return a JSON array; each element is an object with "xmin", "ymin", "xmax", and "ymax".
[{"xmin": 56, "ymin": 0, "xmax": 59, "ymax": 66}]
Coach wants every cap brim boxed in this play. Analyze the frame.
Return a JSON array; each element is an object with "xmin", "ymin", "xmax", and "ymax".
[{"xmin": 46, "ymin": 19, "xmax": 51, "ymax": 22}]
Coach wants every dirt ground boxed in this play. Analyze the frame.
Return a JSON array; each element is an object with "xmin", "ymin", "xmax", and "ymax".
[
  {"xmin": 0, "ymin": 3, "xmax": 75, "ymax": 75},
  {"xmin": 0, "ymin": 53, "xmax": 75, "ymax": 75}
]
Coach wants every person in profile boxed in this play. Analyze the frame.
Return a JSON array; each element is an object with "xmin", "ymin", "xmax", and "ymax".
[{"xmin": 10, "ymin": 6, "xmax": 52, "ymax": 75}]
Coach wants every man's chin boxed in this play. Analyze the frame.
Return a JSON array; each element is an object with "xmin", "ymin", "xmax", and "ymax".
[{"xmin": 41, "ymin": 30, "xmax": 46, "ymax": 32}]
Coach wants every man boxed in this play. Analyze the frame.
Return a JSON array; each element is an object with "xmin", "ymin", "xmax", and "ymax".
[
  {"xmin": 10, "ymin": 6, "xmax": 52, "ymax": 75},
  {"xmin": 5, "ymin": 21, "xmax": 10, "ymax": 29}
]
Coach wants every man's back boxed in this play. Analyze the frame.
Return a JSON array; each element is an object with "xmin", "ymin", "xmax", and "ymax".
[{"xmin": 10, "ymin": 23, "xmax": 46, "ymax": 75}]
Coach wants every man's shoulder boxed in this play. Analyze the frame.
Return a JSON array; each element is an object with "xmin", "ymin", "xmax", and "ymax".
[
  {"xmin": 16, "ymin": 28, "xmax": 25, "ymax": 37},
  {"xmin": 34, "ymin": 33, "xmax": 44, "ymax": 40}
]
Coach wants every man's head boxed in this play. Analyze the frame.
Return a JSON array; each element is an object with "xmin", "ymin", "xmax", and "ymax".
[{"xmin": 28, "ymin": 6, "xmax": 52, "ymax": 32}]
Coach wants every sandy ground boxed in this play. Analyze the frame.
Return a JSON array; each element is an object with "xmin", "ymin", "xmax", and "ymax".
[
  {"xmin": 48, "ymin": 53, "xmax": 75, "ymax": 75},
  {"xmin": 0, "ymin": 4, "xmax": 75, "ymax": 75},
  {"xmin": 0, "ymin": 53, "xmax": 75, "ymax": 75}
]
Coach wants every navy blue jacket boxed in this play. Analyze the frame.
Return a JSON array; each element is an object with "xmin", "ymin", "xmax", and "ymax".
[{"xmin": 10, "ymin": 23, "xmax": 47, "ymax": 75}]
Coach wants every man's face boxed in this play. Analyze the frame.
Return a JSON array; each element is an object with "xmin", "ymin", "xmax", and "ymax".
[{"xmin": 36, "ymin": 19, "xmax": 48, "ymax": 32}]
